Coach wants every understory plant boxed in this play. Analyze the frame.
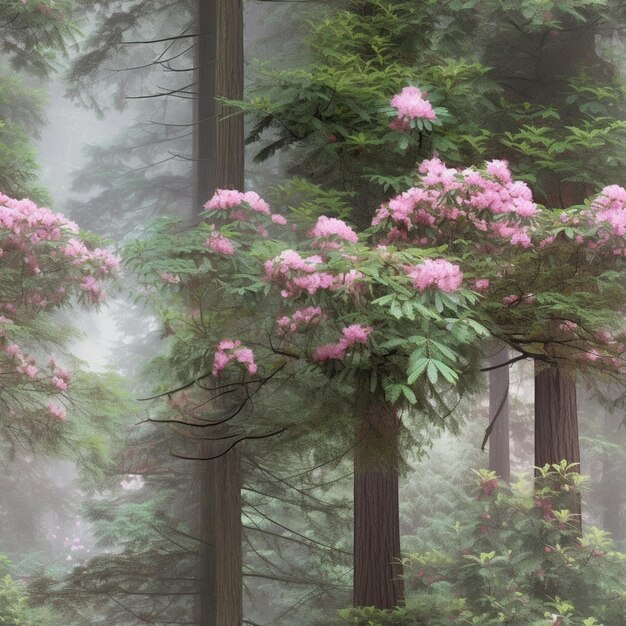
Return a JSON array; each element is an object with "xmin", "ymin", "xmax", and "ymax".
[{"xmin": 341, "ymin": 462, "xmax": 626, "ymax": 625}]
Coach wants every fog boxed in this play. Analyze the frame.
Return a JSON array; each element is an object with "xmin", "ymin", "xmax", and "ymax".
[{"xmin": 3, "ymin": 2, "xmax": 626, "ymax": 625}]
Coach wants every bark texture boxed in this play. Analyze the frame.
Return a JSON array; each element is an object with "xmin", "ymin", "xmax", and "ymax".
[
  {"xmin": 199, "ymin": 445, "xmax": 242, "ymax": 626},
  {"xmin": 534, "ymin": 358, "xmax": 581, "ymax": 525},
  {"xmin": 488, "ymin": 344, "xmax": 511, "ymax": 482},
  {"xmin": 195, "ymin": 0, "xmax": 244, "ymax": 623},
  {"xmin": 353, "ymin": 379, "xmax": 403, "ymax": 609}
]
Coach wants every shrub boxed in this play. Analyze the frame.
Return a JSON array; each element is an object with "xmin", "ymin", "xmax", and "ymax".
[{"xmin": 341, "ymin": 462, "xmax": 626, "ymax": 625}]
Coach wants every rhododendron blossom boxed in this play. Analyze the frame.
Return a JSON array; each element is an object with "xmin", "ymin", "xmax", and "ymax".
[
  {"xmin": 590, "ymin": 184, "xmax": 626, "ymax": 240},
  {"xmin": 0, "ymin": 193, "xmax": 118, "ymax": 429},
  {"xmin": 312, "ymin": 324, "xmax": 373, "ymax": 362},
  {"xmin": 372, "ymin": 157, "xmax": 536, "ymax": 251},
  {"xmin": 203, "ymin": 189, "xmax": 286, "ymax": 227},
  {"xmin": 390, "ymin": 86, "xmax": 436, "ymax": 123},
  {"xmin": 47, "ymin": 403, "xmax": 66, "ymax": 421},
  {"xmin": 276, "ymin": 306, "xmax": 325, "ymax": 335},
  {"xmin": 204, "ymin": 232, "xmax": 235, "ymax": 256},
  {"xmin": 264, "ymin": 250, "xmax": 335, "ymax": 298},
  {"xmin": 404, "ymin": 259, "xmax": 463, "ymax": 293},
  {"xmin": 309, "ymin": 216, "xmax": 358, "ymax": 248},
  {"xmin": 212, "ymin": 339, "xmax": 257, "ymax": 376}
]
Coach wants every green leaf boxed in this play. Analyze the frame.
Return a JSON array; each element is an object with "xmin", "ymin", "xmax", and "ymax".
[
  {"xmin": 427, "ymin": 360, "xmax": 438, "ymax": 385},
  {"xmin": 400, "ymin": 384, "xmax": 417, "ymax": 404}
]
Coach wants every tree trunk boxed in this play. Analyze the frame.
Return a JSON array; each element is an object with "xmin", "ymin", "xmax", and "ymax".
[
  {"xmin": 488, "ymin": 344, "xmax": 511, "ymax": 482},
  {"xmin": 195, "ymin": 0, "xmax": 244, "ymax": 623},
  {"xmin": 534, "ymin": 358, "xmax": 581, "ymax": 527},
  {"xmin": 195, "ymin": 0, "xmax": 217, "ymax": 211},
  {"xmin": 353, "ymin": 378, "xmax": 403, "ymax": 609},
  {"xmin": 199, "ymin": 445, "xmax": 242, "ymax": 626}
]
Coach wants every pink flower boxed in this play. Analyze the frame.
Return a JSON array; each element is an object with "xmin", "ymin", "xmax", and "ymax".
[
  {"xmin": 212, "ymin": 339, "xmax": 256, "ymax": 377},
  {"xmin": 276, "ymin": 307, "xmax": 324, "ymax": 335},
  {"xmin": 485, "ymin": 159, "xmax": 512, "ymax": 184},
  {"xmin": 204, "ymin": 233, "xmax": 235, "ymax": 256},
  {"xmin": 47, "ymin": 402, "xmax": 66, "ymax": 421},
  {"xmin": 52, "ymin": 376, "xmax": 68, "ymax": 391},
  {"xmin": 474, "ymin": 279, "xmax": 490, "ymax": 291},
  {"xmin": 233, "ymin": 348, "xmax": 257, "ymax": 375},
  {"xmin": 312, "ymin": 324, "xmax": 372, "ymax": 362},
  {"xmin": 341, "ymin": 324, "xmax": 372, "ymax": 344},
  {"xmin": 390, "ymin": 86, "xmax": 436, "ymax": 121},
  {"xmin": 5, "ymin": 343, "xmax": 20, "ymax": 357},
  {"xmin": 80, "ymin": 276, "xmax": 102, "ymax": 302},
  {"xmin": 309, "ymin": 216, "xmax": 358, "ymax": 247},
  {"xmin": 405, "ymin": 259, "xmax": 463, "ymax": 293}
]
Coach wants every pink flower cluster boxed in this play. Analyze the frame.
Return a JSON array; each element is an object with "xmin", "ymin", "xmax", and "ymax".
[
  {"xmin": 0, "ymin": 194, "xmax": 118, "ymax": 312},
  {"xmin": 390, "ymin": 86, "xmax": 436, "ymax": 126},
  {"xmin": 264, "ymin": 250, "xmax": 366, "ymax": 299},
  {"xmin": 276, "ymin": 306, "xmax": 325, "ymax": 335},
  {"xmin": 589, "ymin": 186, "xmax": 626, "ymax": 255},
  {"xmin": 203, "ymin": 189, "xmax": 287, "ymax": 226},
  {"xmin": 47, "ymin": 402, "xmax": 66, "ymax": 421},
  {"xmin": 204, "ymin": 232, "xmax": 235, "ymax": 256},
  {"xmin": 404, "ymin": 259, "xmax": 463, "ymax": 293},
  {"xmin": 312, "ymin": 324, "xmax": 373, "ymax": 362},
  {"xmin": 371, "ymin": 157, "xmax": 536, "ymax": 251},
  {"xmin": 49, "ymin": 358, "xmax": 71, "ymax": 391},
  {"xmin": 212, "ymin": 339, "xmax": 257, "ymax": 377},
  {"xmin": 5, "ymin": 342, "xmax": 39, "ymax": 379},
  {"xmin": 264, "ymin": 250, "xmax": 335, "ymax": 298},
  {"xmin": 308, "ymin": 216, "xmax": 358, "ymax": 249}
]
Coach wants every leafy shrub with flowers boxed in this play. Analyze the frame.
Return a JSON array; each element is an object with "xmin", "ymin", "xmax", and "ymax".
[
  {"xmin": 0, "ymin": 193, "xmax": 120, "ymax": 451},
  {"xmin": 127, "ymin": 83, "xmax": 626, "ymax": 420},
  {"xmin": 340, "ymin": 462, "xmax": 626, "ymax": 625}
]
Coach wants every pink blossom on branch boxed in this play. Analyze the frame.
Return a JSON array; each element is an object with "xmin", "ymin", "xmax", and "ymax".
[
  {"xmin": 390, "ymin": 86, "xmax": 436, "ymax": 122},
  {"xmin": 312, "ymin": 324, "xmax": 373, "ymax": 362},
  {"xmin": 46, "ymin": 402, "xmax": 66, "ymax": 421},
  {"xmin": 308, "ymin": 216, "xmax": 358, "ymax": 248},
  {"xmin": 276, "ymin": 306, "xmax": 325, "ymax": 335},
  {"xmin": 404, "ymin": 259, "xmax": 463, "ymax": 293},
  {"xmin": 203, "ymin": 189, "xmax": 286, "ymax": 226},
  {"xmin": 371, "ymin": 157, "xmax": 537, "ymax": 251},
  {"xmin": 204, "ymin": 232, "xmax": 235, "ymax": 256},
  {"xmin": 212, "ymin": 339, "xmax": 257, "ymax": 376}
]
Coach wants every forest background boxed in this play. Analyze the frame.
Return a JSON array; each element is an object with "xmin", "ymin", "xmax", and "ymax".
[{"xmin": 2, "ymin": 1, "xmax": 626, "ymax": 625}]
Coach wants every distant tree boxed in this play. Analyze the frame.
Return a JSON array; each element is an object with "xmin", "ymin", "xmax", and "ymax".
[{"xmin": 0, "ymin": 0, "xmax": 77, "ymax": 201}]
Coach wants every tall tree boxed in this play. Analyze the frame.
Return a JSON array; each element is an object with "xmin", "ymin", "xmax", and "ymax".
[{"xmin": 195, "ymin": 0, "xmax": 244, "ymax": 623}]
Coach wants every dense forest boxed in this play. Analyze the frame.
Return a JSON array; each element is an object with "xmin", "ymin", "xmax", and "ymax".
[{"xmin": 3, "ymin": 0, "xmax": 626, "ymax": 624}]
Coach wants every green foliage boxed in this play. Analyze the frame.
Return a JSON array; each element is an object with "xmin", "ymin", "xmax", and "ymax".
[
  {"xmin": 239, "ymin": 0, "xmax": 498, "ymax": 224},
  {"xmin": 0, "ymin": 69, "xmax": 48, "ymax": 201},
  {"xmin": 342, "ymin": 465, "xmax": 626, "ymax": 625},
  {"xmin": 0, "ymin": 554, "xmax": 56, "ymax": 625},
  {"xmin": 0, "ymin": 0, "xmax": 77, "ymax": 77}
]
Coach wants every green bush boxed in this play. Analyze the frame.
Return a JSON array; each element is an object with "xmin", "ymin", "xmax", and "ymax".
[
  {"xmin": 341, "ymin": 462, "xmax": 626, "ymax": 625},
  {"xmin": 0, "ymin": 554, "xmax": 55, "ymax": 625}
]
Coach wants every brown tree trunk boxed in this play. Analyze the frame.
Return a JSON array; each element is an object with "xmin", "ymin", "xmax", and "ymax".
[
  {"xmin": 353, "ymin": 378, "xmax": 404, "ymax": 609},
  {"xmin": 534, "ymin": 358, "xmax": 581, "ymax": 527},
  {"xmin": 199, "ymin": 445, "xmax": 242, "ymax": 626},
  {"xmin": 488, "ymin": 344, "xmax": 510, "ymax": 482},
  {"xmin": 195, "ymin": 0, "xmax": 244, "ymax": 624}
]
